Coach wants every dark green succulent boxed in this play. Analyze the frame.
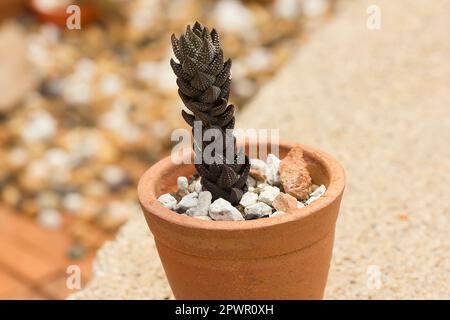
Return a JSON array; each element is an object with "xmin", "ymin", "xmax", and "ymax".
[{"xmin": 170, "ymin": 22, "xmax": 250, "ymax": 204}]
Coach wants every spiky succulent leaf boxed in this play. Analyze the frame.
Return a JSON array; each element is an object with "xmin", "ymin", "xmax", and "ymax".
[{"xmin": 171, "ymin": 22, "xmax": 250, "ymax": 204}]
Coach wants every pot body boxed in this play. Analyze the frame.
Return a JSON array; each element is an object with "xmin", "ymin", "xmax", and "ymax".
[{"xmin": 138, "ymin": 142, "xmax": 345, "ymax": 299}]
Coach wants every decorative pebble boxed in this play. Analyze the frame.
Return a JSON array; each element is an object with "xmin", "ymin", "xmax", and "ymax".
[
  {"xmin": 102, "ymin": 165, "xmax": 127, "ymax": 189},
  {"xmin": 209, "ymin": 198, "xmax": 244, "ymax": 221},
  {"xmin": 188, "ymin": 179, "xmax": 202, "ymax": 193},
  {"xmin": 302, "ymin": 0, "xmax": 330, "ymax": 18},
  {"xmin": 270, "ymin": 211, "xmax": 285, "ymax": 217},
  {"xmin": 213, "ymin": 0, "xmax": 254, "ymax": 34},
  {"xmin": 157, "ymin": 193, "xmax": 178, "ymax": 210},
  {"xmin": 244, "ymin": 202, "xmax": 272, "ymax": 219},
  {"xmin": 62, "ymin": 193, "xmax": 84, "ymax": 213},
  {"xmin": 99, "ymin": 74, "xmax": 122, "ymax": 96},
  {"xmin": 305, "ymin": 196, "xmax": 320, "ymax": 205},
  {"xmin": 37, "ymin": 208, "xmax": 62, "ymax": 230},
  {"xmin": 274, "ymin": 0, "xmax": 301, "ymax": 20},
  {"xmin": 279, "ymin": 145, "xmax": 312, "ymax": 200},
  {"xmin": 310, "ymin": 184, "xmax": 326, "ymax": 197},
  {"xmin": 250, "ymin": 169, "xmax": 266, "ymax": 181},
  {"xmin": 250, "ymin": 158, "xmax": 267, "ymax": 172},
  {"xmin": 21, "ymin": 110, "xmax": 57, "ymax": 143},
  {"xmin": 239, "ymin": 191, "xmax": 258, "ymax": 207},
  {"xmin": 177, "ymin": 176, "xmax": 189, "ymax": 196},
  {"xmin": 265, "ymin": 153, "xmax": 281, "ymax": 185},
  {"xmin": 246, "ymin": 48, "xmax": 272, "ymax": 73},
  {"xmin": 186, "ymin": 191, "xmax": 211, "ymax": 217},
  {"xmin": 177, "ymin": 192, "xmax": 199, "ymax": 211},
  {"xmin": 256, "ymin": 181, "xmax": 269, "ymax": 188},
  {"xmin": 258, "ymin": 185, "xmax": 280, "ymax": 205},
  {"xmin": 272, "ymin": 192, "xmax": 297, "ymax": 212}
]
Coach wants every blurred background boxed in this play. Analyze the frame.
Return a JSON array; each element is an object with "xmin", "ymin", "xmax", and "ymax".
[{"xmin": 0, "ymin": 0, "xmax": 346, "ymax": 299}]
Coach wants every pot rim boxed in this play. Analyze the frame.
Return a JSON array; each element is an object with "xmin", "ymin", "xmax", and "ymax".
[{"xmin": 138, "ymin": 140, "xmax": 345, "ymax": 231}]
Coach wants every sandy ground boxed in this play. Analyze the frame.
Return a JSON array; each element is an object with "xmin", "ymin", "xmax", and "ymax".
[{"xmin": 71, "ymin": 0, "xmax": 450, "ymax": 299}]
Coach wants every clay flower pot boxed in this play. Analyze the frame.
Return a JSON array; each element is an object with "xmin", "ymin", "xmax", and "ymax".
[{"xmin": 138, "ymin": 141, "xmax": 345, "ymax": 299}]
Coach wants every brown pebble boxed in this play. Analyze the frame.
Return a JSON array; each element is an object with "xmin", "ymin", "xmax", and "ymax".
[
  {"xmin": 272, "ymin": 192, "xmax": 298, "ymax": 212},
  {"xmin": 249, "ymin": 168, "xmax": 266, "ymax": 181},
  {"xmin": 279, "ymin": 145, "xmax": 312, "ymax": 200}
]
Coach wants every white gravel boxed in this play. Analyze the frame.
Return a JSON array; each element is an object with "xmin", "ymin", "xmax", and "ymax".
[
  {"xmin": 157, "ymin": 193, "xmax": 178, "ymax": 211},
  {"xmin": 258, "ymin": 185, "xmax": 280, "ymax": 205},
  {"xmin": 177, "ymin": 192, "xmax": 198, "ymax": 211},
  {"xmin": 239, "ymin": 191, "xmax": 258, "ymax": 207},
  {"xmin": 209, "ymin": 198, "xmax": 244, "ymax": 221}
]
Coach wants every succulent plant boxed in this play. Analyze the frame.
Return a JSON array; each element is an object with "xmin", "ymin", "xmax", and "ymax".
[{"xmin": 170, "ymin": 22, "xmax": 250, "ymax": 204}]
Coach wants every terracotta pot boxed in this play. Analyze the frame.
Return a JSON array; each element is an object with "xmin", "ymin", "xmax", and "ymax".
[
  {"xmin": 28, "ymin": 0, "xmax": 100, "ymax": 27},
  {"xmin": 138, "ymin": 141, "xmax": 345, "ymax": 299}
]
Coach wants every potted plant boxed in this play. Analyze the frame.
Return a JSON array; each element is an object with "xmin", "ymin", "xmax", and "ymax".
[{"xmin": 138, "ymin": 22, "xmax": 345, "ymax": 299}]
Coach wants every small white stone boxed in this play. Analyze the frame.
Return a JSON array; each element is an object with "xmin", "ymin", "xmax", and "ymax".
[
  {"xmin": 258, "ymin": 185, "xmax": 280, "ymax": 205},
  {"xmin": 102, "ymin": 165, "xmax": 127, "ymax": 188},
  {"xmin": 274, "ymin": 0, "xmax": 301, "ymax": 20},
  {"xmin": 209, "ymin": 198, "xmax": 244, "ymax": 221},
  {"xmin": 186, "ymin": 191, "xmax": 211, "ymax": 217},
  {"xmin": 250, "ymin": 158, "xmax": 267, "ymax": 172},
  {"xmin": 265, "ymin": 153, "xmax": 281, "ymax": 185},
  {"xmin": 244, "ymin": 202, "xmax": 272, "ymax": 219},
  {"xmin": 45, "ymin": 148, "xmax": 71, "ymax": 169},
  {"xmin": 213, "ymin": 0, "xmax": 254, "ymax": 34},
  {"xmin": 37, "ymin": 208, "xmax": 62, "ymax": 230},
  {"xmin": 157, "ymin": 193, "xmax": 178, "ymax": 210},
  {"xmin": 246, "ymin": 176, "xmax": 257, "ymax": 188},
  {"xmin": 305, "ymin": 196, "xmax": 320, "ymax": 205},
  {"xmin": 270, "ymin": 211, "xmax": 285, "ymax": 217},
  {"xmin": 62, "ymin": 193, "xmax": 84, "ymax": 213},
  {"xmin": 177, "ymin": 176, "xmax": 189, "ymax": 195},
  {"xmin": 297, "ymin": 201, "xmax": 305, "ymax": 208},
  {"xmin": 178, "ymin": 192, "xmax": 198, "ymax": 211},
  {"xmin": 193, "ymin": 215, "xmax": 213, "ymax": 221},
  {"xmin": 302, "ymin": 0, "xmax": 330, "ymax": 18},
  {"xmin": 240, "ymin": 192, "xmax": 258, "ymax": 207},
  {"xmin": 310, "ymin": 184, "xmax": 326, "ymax": 197},
  {"xmin": 257, "ymin": 181, "xmax": 268, "ymax": 188},
  {"xmin": 99, "ymin": 74, "xmax": 122, "ymax": 96},
  {"xmin": 246, "ymin": 48, "xmax": 272, "ymax": 73},
  {"xmin": 188, "ymin": 179, "xmax": 202, "ymax": 193},
  {"xmin": 21, "ymin": 110, "xmax": 57, "ymax": 143}
]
